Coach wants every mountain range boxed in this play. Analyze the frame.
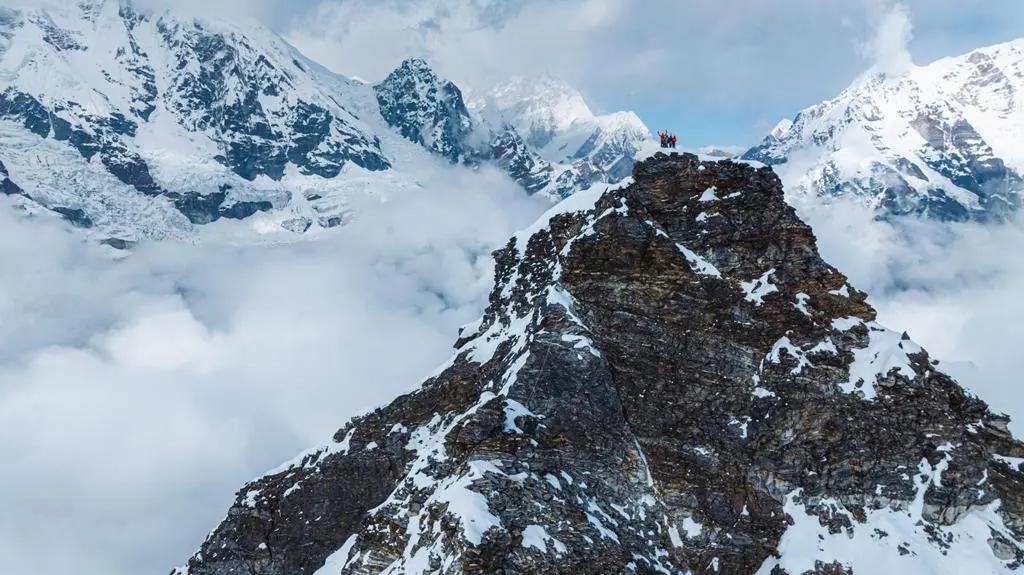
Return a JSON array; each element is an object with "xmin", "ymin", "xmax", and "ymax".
[{"xmin": 0, "ymin": 0, "xmax": 652, "ymax": 245}]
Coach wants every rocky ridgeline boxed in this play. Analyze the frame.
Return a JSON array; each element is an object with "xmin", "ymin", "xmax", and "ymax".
[{"xmin": 174, "ymin": 153, "xmax": 1024, "ymax": 574}]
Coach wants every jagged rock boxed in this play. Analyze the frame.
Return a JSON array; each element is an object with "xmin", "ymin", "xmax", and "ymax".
[
  {"xmin": 0, "ymin": 159, "xmax": 26, "ymax": 197},
  {"xmin": 174, "ymin": 153, "xmax": 1024, "ymax": 575},
  {"xmin": 374, "ymin": 58, "xmax": 477, "ymax": 164},
  {"xmin": 489, "ymin": 126, "xmax": 553, "ymax": 194}
]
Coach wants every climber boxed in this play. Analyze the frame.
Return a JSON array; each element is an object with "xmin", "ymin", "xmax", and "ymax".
[
  {"xmin": 659, "ymin": 131, "xmax": 667, "ymax": 148},
  {"xmin": 670, "ymin": 134, "xmax": 677, "ymax": 149}
]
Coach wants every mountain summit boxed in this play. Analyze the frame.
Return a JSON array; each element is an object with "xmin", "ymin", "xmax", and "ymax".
[
  {"xmin": 743, "ymin": 39, "xmax": 1024, "ymax": 222},
  {"xmin": 174, "ymin": 152, "xmax": 1024, "ymax": 575}
]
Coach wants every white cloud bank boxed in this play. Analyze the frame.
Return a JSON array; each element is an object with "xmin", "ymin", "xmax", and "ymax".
[
  {"xmin": 797, "ymin": 196, "xmax": 1024, "ymax": 434},
  {"xmin": 0, "ymin": 165, "xmax": 548, "ymax": 575}
]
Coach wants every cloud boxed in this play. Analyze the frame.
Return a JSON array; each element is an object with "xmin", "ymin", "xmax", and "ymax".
[
  {"xmin": 0, "ymin": 163, "xmax": 549, "ymax": 574},
  {"xmin": 862, "ymin": 1, "xmax": 915, "ymax": 75},
  {"xmin": 795, "ymin": 196, "xmax": 1024, "ymax": 434},
  {"xmin": 279, "ymin": 0, "xmax": 1024, "ymax": 146}
]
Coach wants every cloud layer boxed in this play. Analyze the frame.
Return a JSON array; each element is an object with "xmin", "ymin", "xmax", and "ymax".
[
  {"xmin": 794, "ymin": 196, "xmax": 1024, "ymax": 434},
  {"xmin": 0, "ymin": 164, "xmax": 548, "ymax": 574}
]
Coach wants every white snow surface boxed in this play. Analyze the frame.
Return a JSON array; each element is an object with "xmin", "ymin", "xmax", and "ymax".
[
  {"xmin": 750, "ymin": 39, "xmax": 1024, "ymax": 219},
  {"xmin": 0, "ymin": 1, "xmax": 661, "ymax": 244},
  {"xmin": 759, "ymin": 483, "xmax": 1021, "ymax": 575},
  {"xmin": 468, "ymin": 74, "xmax": 651, "ymax": 165}
]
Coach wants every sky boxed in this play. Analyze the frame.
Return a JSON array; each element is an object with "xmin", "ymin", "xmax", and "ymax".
[
  {"xmin": 2, "ymin": 1, "xmax": 1024, "ymax": 574},
  {"xmin": 267, "ymin": 0, "xmax": 1024, "ymax": 147},
  {"xmin": 13, "ymin": 0, "xmax": 1022, "ymax": 144}
]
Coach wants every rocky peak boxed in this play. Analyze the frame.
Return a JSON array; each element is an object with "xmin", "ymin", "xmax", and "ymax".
[
  {"xmin": 374, "ymin": 58, "xmax": 477, "ymax": 164},
  {"xmin": 174, "ymin": 152, "xmax": 1024, "ymax": 575},
  {"xmin": 489, "ymin": 125, "xmax": 553, "ymax": 194}
]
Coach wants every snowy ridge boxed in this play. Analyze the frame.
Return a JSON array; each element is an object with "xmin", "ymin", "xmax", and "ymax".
[
  {"xmin": 0, "ymin": 0, "xmax": 400, "ymax": 241},
  {"xmin": 743, "ymin": 38, "xmax": 1024, "ymax": 222}
]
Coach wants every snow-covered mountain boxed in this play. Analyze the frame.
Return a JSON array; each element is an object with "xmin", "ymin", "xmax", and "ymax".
[
  {"xmin": 0, "ymin": 0, "xmax": 406, "ymax": 242},
  {"xmin": 743, "ymin": 39, "xmax": 1024, "ymax": 222},
  {"xmin": 0, "ymin": 2, "xmax": 656, "ymax": 245},
  {"xmin": 470, "ymin": 75, "xmax": 653, "ymax": 198}
]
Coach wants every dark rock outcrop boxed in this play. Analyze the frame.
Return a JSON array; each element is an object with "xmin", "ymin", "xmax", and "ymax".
[
  {"xmin": 489, "ymin": 126, "xmax": 553, "ymax": 194},
  {"xmin": 177, "ymin": 153, "xmax": 1024, "ymax": 574},
  {"xmin": 0, "ymin": 159, "xmax": 26, "ymax": 197},
  {"xmin": 374, "ymin": 58, "xmax": 477, "ymax": 164}
]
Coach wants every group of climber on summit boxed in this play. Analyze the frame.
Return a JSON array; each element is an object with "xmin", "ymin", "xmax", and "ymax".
[{"xmin": 658, "ymin": 131, "xmax": 677, "ymax": 149}]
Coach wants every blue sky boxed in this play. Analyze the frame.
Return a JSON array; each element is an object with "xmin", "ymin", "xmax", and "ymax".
[{"xmin": 274, "ymin": 0, "xmax": 1024, "ymax": 149}]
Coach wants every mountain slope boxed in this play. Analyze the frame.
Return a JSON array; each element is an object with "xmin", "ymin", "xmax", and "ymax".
[
  {"xmin": 375, "ymin": 63, "xmax": 654, "ymax": 200},
  {"xmin": 0, "ymin": 0, "xmax": 408, "ymax": 240},
  {"xmin": 743, "ymin": 39, "xmax": 1024, "ymax": 222},
  {"xmin": 0, "ymin": 2, "xmax": 656, "ymax": 243},
  {"xmin": 470, "ymin": 75, "xmax": 653, "ymax": 198},
  {"xmin": 174, "ymin": 153, "xmax": 1024, "ymax": 575}
]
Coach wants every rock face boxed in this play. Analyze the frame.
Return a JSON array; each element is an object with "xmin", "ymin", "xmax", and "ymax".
[
  {"xmin": 174, "ymin": 153, "xmax": 1024, "ymax": 575},
  {"xmin": 374, "ymin": 58, "xmax": 478, "ymax": 165},
  {"xmin": 742, "ymin": 39, "xmax": 1024, "ymax": 222}
]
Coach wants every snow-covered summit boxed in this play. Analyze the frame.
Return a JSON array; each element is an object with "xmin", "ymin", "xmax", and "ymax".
[
  {"xmin": 371, "ymin": 59, "xmax": 655, "ymax": 201},
  {"xmin": 472, "ymin": 74, "xmax": 596, "ymax": 150},
  {"xmin": 374, "ymin": 58, "xmax": 479, "ymax": 164},
  {"xmin": 743, "ymin": 38, "xmax": 1024, "ymax": 222},
  {"xmin": 470, "ymin": 75, "xmax": 651, "ymax": 166}
]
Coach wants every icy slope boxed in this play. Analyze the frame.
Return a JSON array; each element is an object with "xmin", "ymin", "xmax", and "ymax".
[
  {"xmin": 174, "ymin": 153, "xmax": 1024, "ymax": 575},
  {"xmin": 743, "ymin": 39, "xmax": 1024, "ymax": 222},
  {"xmin": 0, "ymin": 0, "xmax": 409, "ymax": 241},
  {"xmin": 469, "ymin": 74, "xmax": 653, "ymax": 199}
]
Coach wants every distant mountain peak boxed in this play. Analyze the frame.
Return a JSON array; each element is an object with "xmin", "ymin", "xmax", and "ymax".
[
  {"xmin": 0, "ymin": 4, "xmax": 656, "ymax": 243},
  {"xmin": 374, "ymin": 57, "xmax": 477, "ymax": 164},
  {"xmin": 743, "ymin": 38, "xmax": 1024, "ymax": 222}
]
